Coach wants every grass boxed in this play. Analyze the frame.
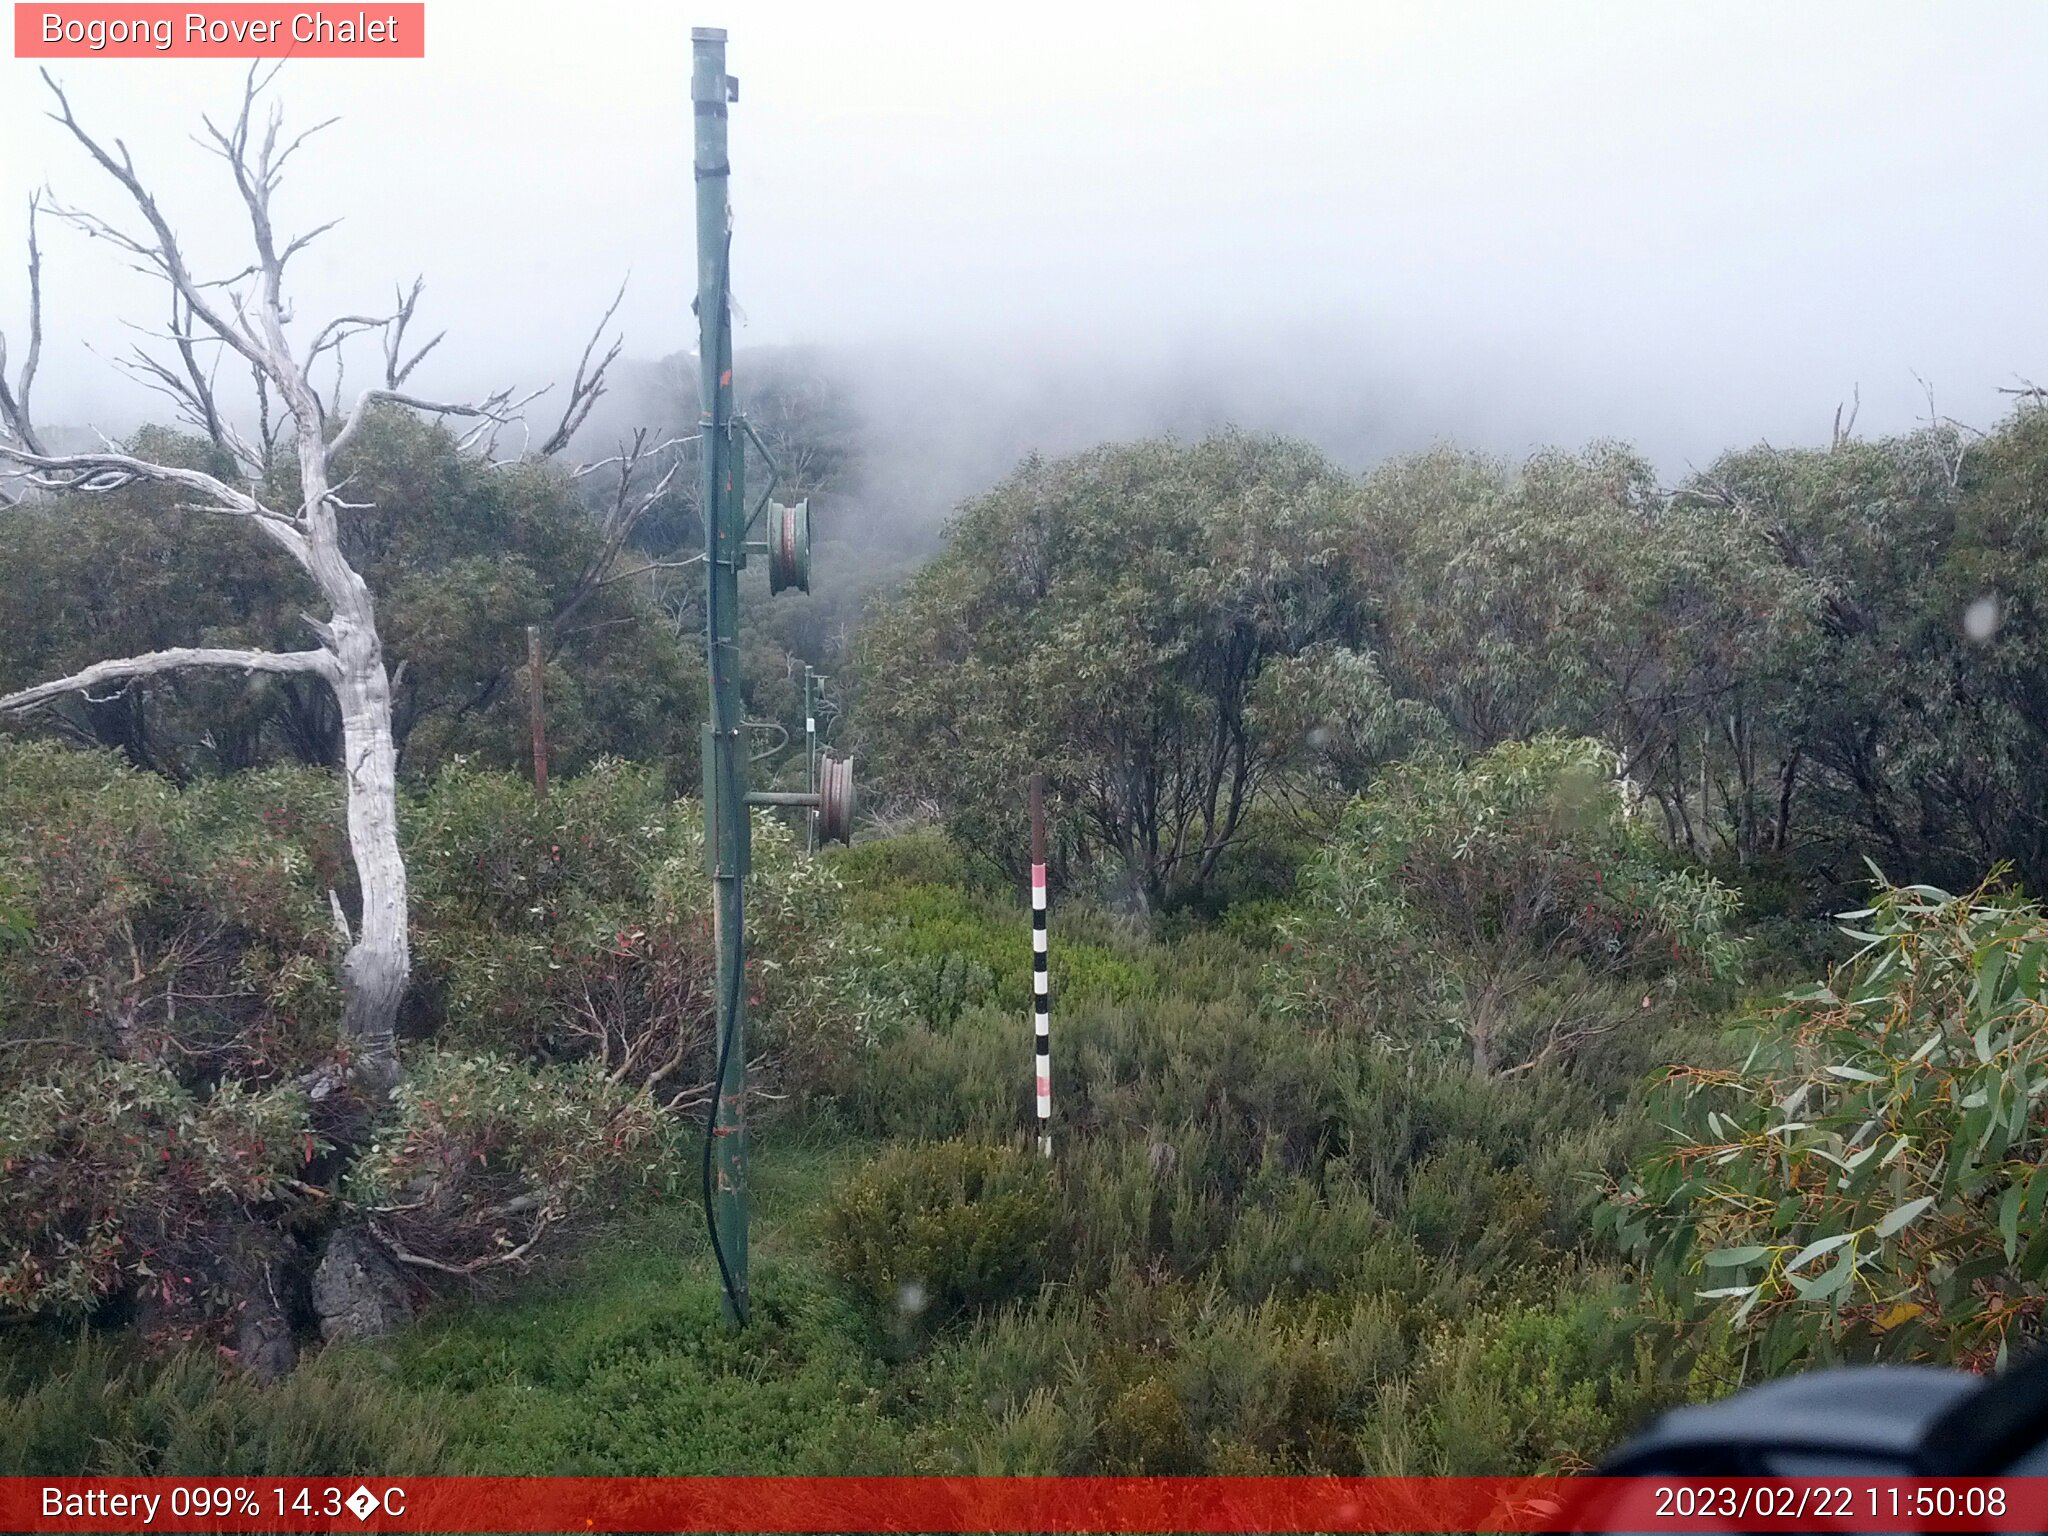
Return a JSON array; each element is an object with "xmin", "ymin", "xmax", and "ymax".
[{"xmin": 330, "ymin": 1134, "xmax": 920, "ymax": 1474}]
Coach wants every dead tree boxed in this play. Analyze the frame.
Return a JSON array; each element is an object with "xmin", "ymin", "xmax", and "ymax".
[{"xmin": 0, "ymin": 69, "xmax": 571, "ymax": 1093}]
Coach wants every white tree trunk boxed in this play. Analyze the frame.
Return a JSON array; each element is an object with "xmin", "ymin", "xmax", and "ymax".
[
  {"xmin": 333, "ymin": 619, "xmax": 407, "ymax": 1091},
  {"xmin": 1, "ymin": 70, "xmax": 624, "ymax": 1097}
]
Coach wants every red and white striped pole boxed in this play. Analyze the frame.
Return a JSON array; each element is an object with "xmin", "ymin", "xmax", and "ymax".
[{"xmin": 1029, "ymin": 772, "xmax": 1052, "ymax": 1157}]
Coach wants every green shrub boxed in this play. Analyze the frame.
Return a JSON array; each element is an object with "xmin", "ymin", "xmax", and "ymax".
[
  {"xmin": 344, "ymin": 1051, "xmax": 673, "ymax": 1279},
  {"xmin": 408, "ymin": 762, "xmax": 887, "ymax": 1108},
  {"xmin": 1400, "ymin": 1139, "xmax": 1549, "ymax": 1268},
  {"xmin": 1368, "ymin": 1284, "xmax": 1729, "ymax": 1474},
  {"xmin": 1616, "ymin": 874, "xmax": 2048, "ymax": 1369},
  {"xmin": 1050, "ymin": 1132, "xmax": 1234, "ymax": 1288},
  {"xmin": 0, "ymin": 1060, "xmax": 318, "ymax": 1324},
  {"xmin": 386, "ymin": 1252, "xmax": 915, "ymax": 1474},
  {"xmin": 0, "ymin": 745, "xmax": 345, "ymax": 1340},
  {"xmin": 1213, "ymin": 1177, "xmax": 1431, "ymax": 1305},
  {"xmin": 919, "ymin": 1269, "xmax": 1413, "ymax": 1474},
  {"xmin": 0, "ymin": 742, "xmax": 341, "ymax": 1092},
  {"xmin": 1276, "ymin": 736, "xmax": 1739, "ymax": 1076},
  {"xmin": 822, "ymin": 1139, "xmax": 1054, "ymax": 1343},
  {"xmin": 1102, "ymin": 1375, "xmax": 1194, "ymax": 1471},
  {"xmin": 0, "ymin": 867, "xmax": 34, "ymax": 949},
  {"xmin": 826, "ymin": 830, "xmax": 979, "ymax": 894}
]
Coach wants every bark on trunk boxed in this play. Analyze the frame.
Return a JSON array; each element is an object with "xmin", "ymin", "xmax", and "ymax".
[
  {"xmin": 232, "ymin": 1261, "xmax": 298, "ymax": 1382},
  {"xmin": 328, "ymin": 585, "xmax": 407, "ymax": 1094},
  {"xmin": 312, "ymin": 1224, "xmax": 413, "ymax": 1343}
]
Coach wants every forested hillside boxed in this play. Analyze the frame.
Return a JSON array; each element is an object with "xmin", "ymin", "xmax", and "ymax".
[{"xmin": 7, "ymin": 368, "xmax": 2048, "ymax": 1471}]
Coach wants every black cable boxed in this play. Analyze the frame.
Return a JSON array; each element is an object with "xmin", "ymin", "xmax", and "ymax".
[{"xmin": 701, "ymin": 909, "xmax": 745, "ymax": 1323}]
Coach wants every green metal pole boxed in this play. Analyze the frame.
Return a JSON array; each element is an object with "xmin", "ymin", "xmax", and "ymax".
[
  {"xmin": 693, "ymin": 23, "xmax": 748, "ymax": 1327},
  {"xmin": 805, "ymin": 670, "xmax": 817, "ymax": 853}
]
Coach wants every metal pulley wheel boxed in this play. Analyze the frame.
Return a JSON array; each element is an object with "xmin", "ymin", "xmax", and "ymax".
[
  {"xmin": 816, "ymin": 752, "xmax": 855, "ymax": 844},
  {"xmin": 767, "ymin": 499, "xmax": 811, "ymax": 595}
]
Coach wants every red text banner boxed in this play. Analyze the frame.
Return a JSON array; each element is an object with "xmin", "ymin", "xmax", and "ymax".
[
  {"xmin": 3, "ymin": 1476, "xmax": 2046, "ymax": 1532},
  {"xmin": 15, "ymin": 5, "xmax": 425, "ymax": 57}
]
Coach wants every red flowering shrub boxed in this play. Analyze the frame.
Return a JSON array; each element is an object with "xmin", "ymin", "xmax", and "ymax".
[{"xmin": 0, "ymin": 1059, "xmax": 318, "ymax": 1323}]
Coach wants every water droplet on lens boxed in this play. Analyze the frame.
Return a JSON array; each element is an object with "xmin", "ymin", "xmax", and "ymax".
[{"xmin": 1965, "ymin": 595, "xmax": 2000, "ymax": 643}]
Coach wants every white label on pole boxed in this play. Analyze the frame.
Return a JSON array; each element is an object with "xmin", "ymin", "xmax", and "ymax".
[{"xmin": 806, "ymin": 717, "xmax": 816, "ymax": 734}]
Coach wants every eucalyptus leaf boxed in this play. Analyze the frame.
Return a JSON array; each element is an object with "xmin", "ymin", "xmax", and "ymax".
[
  {"xmin": 1702, "ymin": 1244, "xmax": 1769, "ymax": 1268},
  {"xmin": 1784, "ymin": 1232, "xmax": 1854, "ymax": 1273},
  {"xmin": 1874, "ymin": 1196, "xmax": 1935, "ymax": 1239}
]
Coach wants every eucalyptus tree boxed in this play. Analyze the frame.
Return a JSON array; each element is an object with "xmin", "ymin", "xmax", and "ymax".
[
  {"xmin": 1686, "ymin": 409, "xmax": 2048, "ymax": 896},
  {"xmin": 1354, "ymin": 443, "xmax": 1815, "ymax": 866},
  {"xmin": 856, "ymin": 431, "xmax": 1366, "ymax": 909},
  {"xmin": 0, "ymin": 70, "xmax": 658, "ymax": 1091}
]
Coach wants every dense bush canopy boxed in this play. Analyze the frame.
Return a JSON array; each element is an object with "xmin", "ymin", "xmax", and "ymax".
[{"xmin": 0, "ymin": 413, "xmax": 701, "ymax": 785}]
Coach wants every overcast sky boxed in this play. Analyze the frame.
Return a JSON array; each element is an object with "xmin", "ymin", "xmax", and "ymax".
[{"xmin": 5, "ymin": 0, "xmax": 2047, "ymax": 488}]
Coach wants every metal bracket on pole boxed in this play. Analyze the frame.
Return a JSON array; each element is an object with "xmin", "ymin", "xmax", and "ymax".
[{"xmin": 739, "ymin": 417, "xmax": 783, "ymax": 540}]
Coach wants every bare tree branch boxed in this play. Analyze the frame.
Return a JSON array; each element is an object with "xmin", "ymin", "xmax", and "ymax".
[
  {"xmin": 0, "ymin": 444, "xmax": 299, "ymax": 529},
  {"xmin": 302, "ymin": 311, "xmax": 386, "ymax": 375},
  {"xmin": 40, "ymin": 69, "xmax": 282, "ymax": 385},
  {"xmin": 327, "ymin": 383, "xmax": 542, "ymax": 464},
  {"xmin": 1830, "ymin": 383, "xmax": 1860, "ymax": 451},
  {"xmin": 102, "ymin": 291, "xmax": 235, "ymax": 455},
  {"xmin": 538, "ymin": 277, "xmax": 627, "ymax": 457},
  {"xmin": 382, "ymin": 276, "xmax": 444, "ymax": 388},
  {"xmin": 550, "ymin": 428, "xmax": 685, "ymax": 635},
  {"xmin": 369, "ymin": 1212, "xmax": 560, "ymax": 1277},
  {"xmin": 0, "ymin": 646, "xmax": 338, "ymax": 715},
  {"xmin": 598, "ymin": 554, "xmax": 705, "ymax": 586},
  {"xmin": 0, "ymin": 192, "xmax": 47, "ymax": 457}
]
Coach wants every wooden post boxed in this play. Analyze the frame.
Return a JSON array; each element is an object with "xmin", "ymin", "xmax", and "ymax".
[
  {"xmin": 526, "ymin": 624, "xmax": 548, "ymax": 801},
  {"xmin": 1029, "ymin": 772, "xmax": 1051, "ymax": 1156}
]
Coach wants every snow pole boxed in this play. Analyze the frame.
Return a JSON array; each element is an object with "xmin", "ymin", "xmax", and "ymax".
[{"xmin": 1029, "ymin": 773, "xmax": 1052, "ymax": 1156}]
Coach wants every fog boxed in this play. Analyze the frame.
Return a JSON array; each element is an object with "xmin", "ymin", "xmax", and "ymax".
[{"xmin": 4, "ymin": 0, "xmax": 2047, "ymax": 524}]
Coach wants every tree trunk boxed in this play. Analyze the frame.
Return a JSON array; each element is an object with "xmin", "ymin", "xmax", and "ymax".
[
  {"xmin": 1773, "ymin": 748, "xmax": 1801, "ymax": 854},
  {"xmin": 231, "ymin": 1258, "xmax": 298, "ymax": 1383},
  {"xmin": 1467, "ymin": 982, "xmax": 1498, "ymax": 1077},
  {"xmin": 312, "ymin": 1223, "xmax": 413, "ymax": 1343},
  {"xmin": 331, "ymin": 605, "xmax": 407, "ymax": 1094}
]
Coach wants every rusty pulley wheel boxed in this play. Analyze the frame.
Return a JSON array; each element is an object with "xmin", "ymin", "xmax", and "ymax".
[
  {"xmin": 816, "ymin": 752, "xmax": 855, "ymax": 844},
  {"xmin": 768, "ymin": 498, "xmax": 811, "ymax": 595}
]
